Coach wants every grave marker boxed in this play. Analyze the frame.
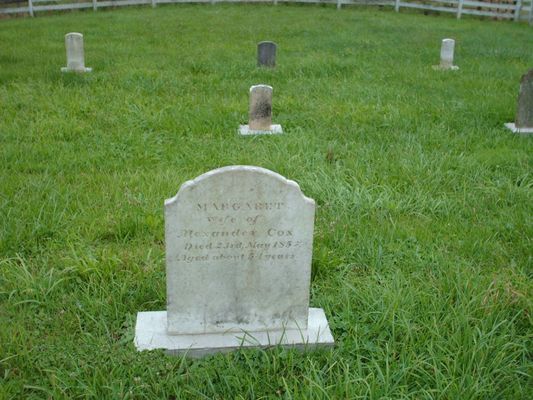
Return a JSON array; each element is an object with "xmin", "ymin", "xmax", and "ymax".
[
  {"xmin": 433, "ymin": 38, "xmax": 459, "ymax": 71},
  {"xmin": 134, "ymin": 166, "xmax": 334, "ymax": 357},
  {"xmin": 239, "ymin": 85, "xmax": 283, "ymax": 135},
  {"xmin": 505, "ymin": 69, "xmax": 533, "ymax": 135},
  {"xmin": 257, "ymin": 41, "xmax": 277, "ymax": 68},
  {"xmin": 61, "ymin": 33, "xmax": 92, "ymax": 73}
]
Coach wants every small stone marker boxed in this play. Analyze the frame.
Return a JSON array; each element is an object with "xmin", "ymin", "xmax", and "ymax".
[
  {"xmin": 239, "ymin": 85, "xmax": 283, "ymax": 135},
  {"xmin": 433, "ymin": 38, "xmax": 459, "ymax": 71},
  {"xmin": 505, "ymin": 69, "xmax": 533, "ymax": 135},
  {"xmin": 134, "ymin": 166, "xmax": 334, "ymax": 357},
  {"xmin": 61, "ymin": 33, "xmax": 92, "ymax": 73},
  {"xmin": 257, "ymin": 41, "xmax": 277, "ymax": 68}
]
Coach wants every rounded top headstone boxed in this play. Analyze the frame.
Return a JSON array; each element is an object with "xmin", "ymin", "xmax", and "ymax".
[
  {"xmin": 257, "ymin": 41, "xmax": 277, "ymax": 67},
  {"xmin": 164, "ymin": 165, "xmax": 315, "ymax": 335}
]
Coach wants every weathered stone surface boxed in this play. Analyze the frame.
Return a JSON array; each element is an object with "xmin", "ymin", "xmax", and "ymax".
[
  {"xmin": 165, "ymin": 166, "xmax": 315, "ymax": 334},
  {"xmin": 61, "ymin": 33, "xmax": 92, "ymax": 73},
  {"xmin": 433, "ymin": 38, "xmax": 458, "ymax": 71},
  {"xmin": 504, "ymin": 69, "xmax": 533, "ymax": 135},
  {"xmin": 257, "ymin": 41, "xmax": 277, "ymax": 67},
  {"xmin": 239, "ymin": 85, "xmax": 283, "ymax": 135},
  {"xmin": 135, "ymin": 308, "xmax": 334, "ymax": 357},
  {"xmin": 134, "ymin": 166, "xmax": 334, "ymax": 356},
  {"xmin": 440, "ymin": 39, "xmax": 455, "ymax": 68},
  {"xmin": 516, "ymin": 69, "xmax": 533, "ymax": 128},
  {"xmin": 249, "ymin": 84, "xmax": 273, "ymax": 130}
]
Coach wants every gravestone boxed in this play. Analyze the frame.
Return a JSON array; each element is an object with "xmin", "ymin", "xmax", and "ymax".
[
  {"xmin": 239, "ymin": 85, "xmax": 283, "ymax": 135},
  {"xmin": 505, "ymin": 69, "xmax": 533, "ymax": 135},
  {"xmin": 134, "ymin": 166, "xmax": 334, "ymax": 357},
  {"xmin": 61, "ymin": 33, "xmax": 92, "ymax": 73},
  {"xmin": 257, "ymin": 41, "xmax": 277, "ymax": 67},
  {"xmin": 433, "ymin": 38, "xmax": 458, "ymax": 71}
]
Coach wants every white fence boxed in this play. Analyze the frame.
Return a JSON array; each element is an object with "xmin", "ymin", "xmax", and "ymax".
[
  {"xmin": 0, "ymin": 0, "xmax": 531, "ymax": 25},
  {"xmin": 395, "ymin": 0, "xmax": 533, "ymax": 23}
]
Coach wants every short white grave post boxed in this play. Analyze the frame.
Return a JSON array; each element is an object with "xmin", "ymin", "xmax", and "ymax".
[
  {"xmin": 61, "ymin": 33, "xmax": 92, "ymax": 73},
  {"xmin": 433, "ymin": 38, "xmax": 459, "ymax": 71},
  {"xmin": 239, "ymin": 85, "xmax": 283, "ymax": 135}
]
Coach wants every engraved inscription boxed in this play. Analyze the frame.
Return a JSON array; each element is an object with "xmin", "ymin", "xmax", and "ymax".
[{"xmin": 173, "ymin": 201, "xmax": 299, "ymax": 264}]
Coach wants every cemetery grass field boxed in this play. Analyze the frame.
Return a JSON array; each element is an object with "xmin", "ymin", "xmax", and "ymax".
[{"xmin": 1, "ymin": 4, "xmax": 532, "ymax": 399}]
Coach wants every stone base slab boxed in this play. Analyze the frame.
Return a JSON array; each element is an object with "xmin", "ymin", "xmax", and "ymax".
[
  {"xmin": 432, "ymin": 65, "xmax": 459, "ymax": 71},
  {"xmin": 61, "ymin": 67, "xmax": 93, "ymax": 73},
  {"xmin": 504, "ymin": 123, "xmax": 533, "ymax": 136},
  {"xmin": 239, "ymin": 124, "xmax": 283, "ymax": 135},
  {"xmin": 134, "ymin": 308, "xmax": 334, "ymax": 358}
]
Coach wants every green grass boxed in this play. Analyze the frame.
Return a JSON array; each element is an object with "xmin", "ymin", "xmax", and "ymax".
[{"xmin": 1, "ymin": 4, "xmax": 532, "ymax": 399}]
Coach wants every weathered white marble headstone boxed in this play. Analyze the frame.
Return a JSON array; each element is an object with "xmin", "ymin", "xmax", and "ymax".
[
  {"xmin": 505, "ymin": 69, "xmax": 533, "ymax": 135},
  {"xmin": 134, "ymin": 166, "xmax": 334, "ymax": 357},
  {"xmin": 433, "ymin": 38, "xmax": 459, "ymax": 71},
  {"xmin": 61, "ymin": 33, "xmax": 92, "ymax": 73},
  {"xmin": 239, "ymin": 85, "xmax": 283, "ymax": 135},
  {"xmin": 257, "ymin": 41, "xmax": 277, "ymax": 68}
]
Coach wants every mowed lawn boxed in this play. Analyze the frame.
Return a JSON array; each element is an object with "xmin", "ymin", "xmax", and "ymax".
[{"xmin": 1, "ymin": 4, "xmax": 532, "ymax": 399}]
